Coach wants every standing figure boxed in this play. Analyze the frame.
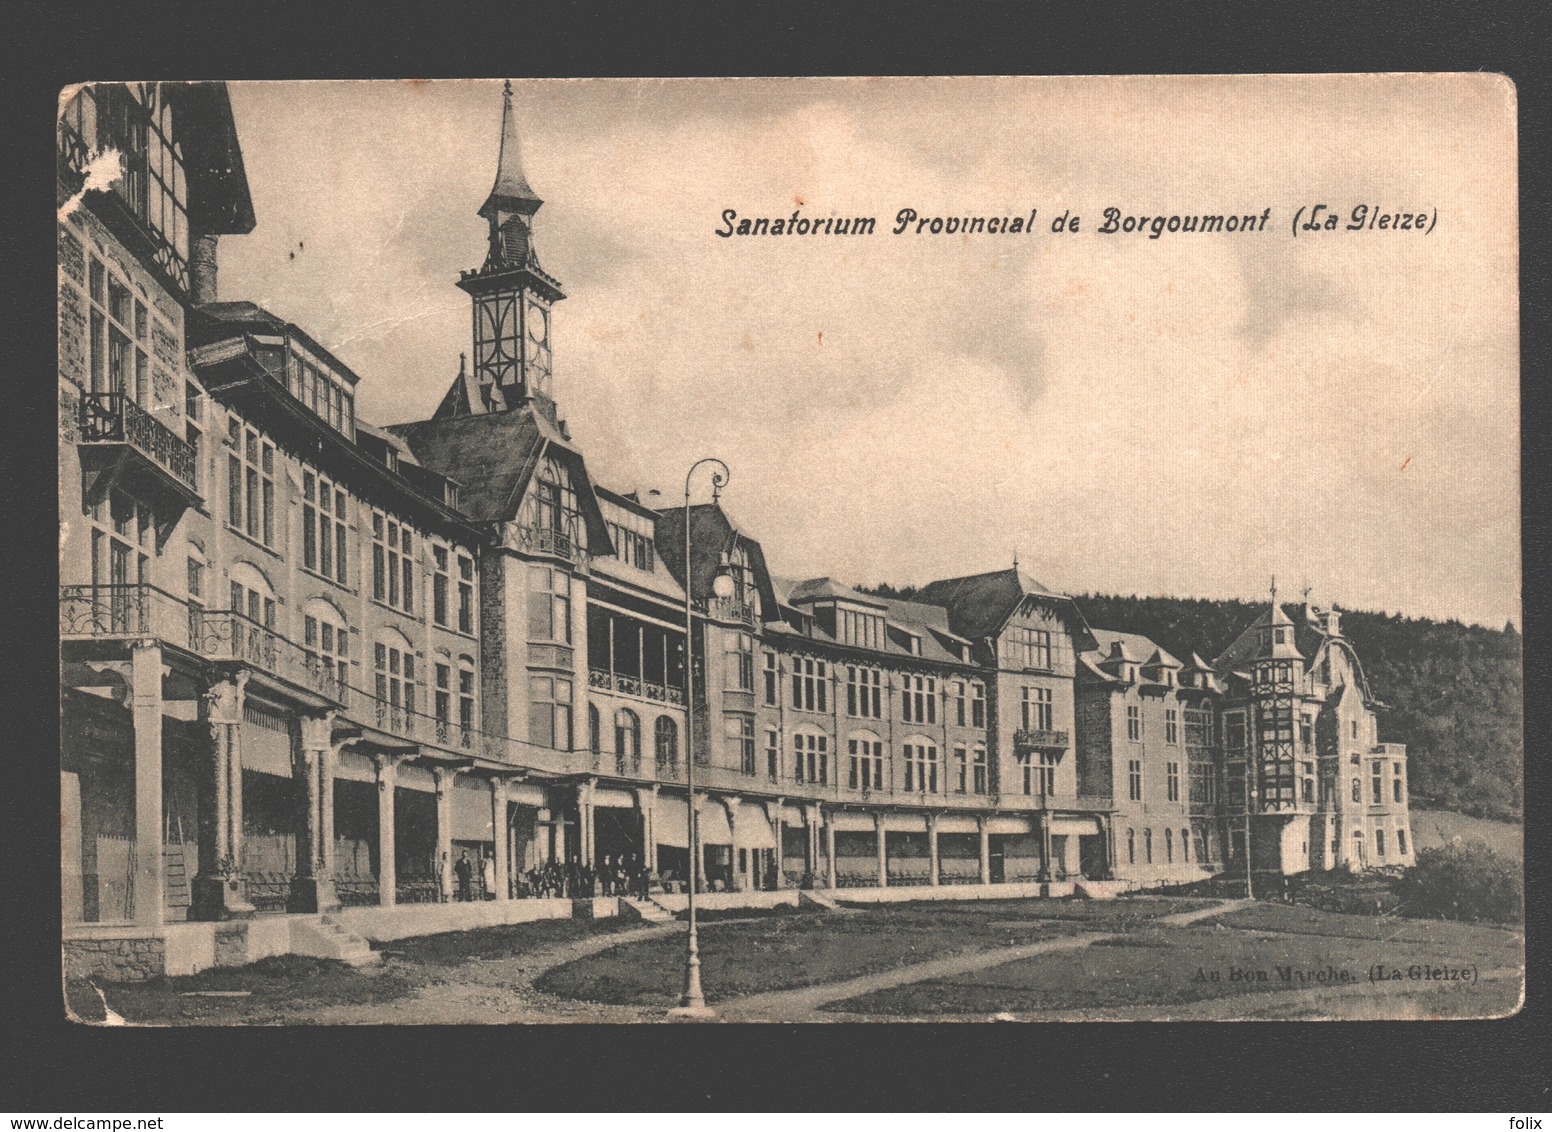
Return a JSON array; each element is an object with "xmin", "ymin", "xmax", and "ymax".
[
  {"xmin": 454, "ymin": 850, "xmax": 473, "ymax": 902},
  {"xmin": 481, "ymin": 851, "xmax": 496, "ymax": 900}
]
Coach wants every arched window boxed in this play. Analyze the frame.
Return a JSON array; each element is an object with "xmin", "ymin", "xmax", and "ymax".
[
  {"xmin": 1352, "ymin": 829, "xmax": 1365, "ymax": 863},
  {"xmin": 229, "ymin": 561, "xmax": 276, "ymax": 628},
  {"xmin": 848, "ymin": 731, "xmax": 884, "ymax": 791},
  {"xmin": 458, "ymin": 655, "xmax": 476, "ymax": 744},
  {"xmin": 1144, "ymin": 828, "xmax": 1153, "ymax": 864},
  {"xmin": 303, "ymin": 598, "xmax": 348, "ymax": 694},
  {"xmin": 532, "ymin": 456, "xmax": 584, "ymax": 554},
  {"xmin": 614, "ymin": 708, "xmax": 640, "ymax": 772},
  {"xmin": 373, "ymin": 628, "xmax": 417, "ymax": 734},
  {"xmin": 654, "ymin": 716, "xmax": 678, "ymax": 770},
  {"xmin": 1127, "ymin": 828, "xmax": 1136, "ymax": 865},
  {"xmin": 588, "ymin": 703, "xmax": 601, "ymax": 755},
  {"xmin": 1182, "ymin": 827, "xmax": 1191, "ymax": 862},
  {"xmin": 1165, "ymin": 827, "xmax": 1174, "ymax": 863},
  {"xmin": 902, "ymin": 739, "xmax": 939, "ymax": 793}
]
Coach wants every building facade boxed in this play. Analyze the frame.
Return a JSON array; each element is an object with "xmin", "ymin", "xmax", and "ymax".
[{"xmin": 58, "ymin": 81, "xmax": 1414, "ymax": 977}]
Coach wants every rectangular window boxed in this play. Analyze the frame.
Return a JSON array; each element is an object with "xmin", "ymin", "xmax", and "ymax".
[
  {"xmin": 435, "ymin": 663, "xmax": 452, "ymax": 724},
  {"xmin": 527, "ymin": 564, "xmax": 571, "ymax": 643},
  {"xmin": 792, "ymin": 733, "xmax": 828, "ymax": 784},
  {"xmin": 724, "ymin": 630, "xmax": 755, "ymax": 691},
  {"xmin": 1128, "ymin": 759, "xmax": 1143, "ymax": 802},
  {"xmin": 901, "ymin": 674, "xmax": 936, "ymax": 724},
  {"xmin": 1020, "ymin": 752, "xmax": 1055, "ymax": 796},
  {"xmin": 849, "ymin": 737, "xmax": 884, "ymax": 791},
  {"xmin": 1127, "ymin": 704, "xmax": 1142, "ymax": 742},
  {"xmin": 972, "ymin": 746, "xmax": 988, "ymax": 794},
  {"xmin": 432, "ymin": 545, "xmax": 450, "ymax": 627},
  {"xmin": 1397, "ymin": 830, "xmax": 1407, "ymax": 855},
  {"xmin": 790, "ymin": 657, "xmax": 827, "ymax": 713},
  {"xmin": 1021, "ymin": 686, "xmax": 1053, "ymax": 732},
  {"xmin": 227, "ymin": 422, "xmax": 276, "ymax": 549},
  {"xmin": 903, "ymin": 742, "xmax": 939, "ymax": 794},
  {"xmin": 460, "ymin": 666, "xmax": 477, "ymax": 739},
  {"xmin": 1224, "ymin": 710, "xmax": 1247, "ymax": 754},
  {"xmin": 302, "ymin": 471, "xmax": 347, "ymax": 584},
  {"xmin": 1372, "ymin": 762, "xmax": 1383, "ymax": 804},
  {"xmin": 727, "ymin": 716, "xmax": 756, "ymax": 774},
  {"xmin": 765, "ymin": 728, "xmax": 779, "ymax": 781},
  {"xmin": 1003, "ymin": 625, "xmax": 1053, "ymax": 670},
  {"xmin": 763, "ymin": 652, "xmax": 779, "ymax": 705},
  {"xmin": 1376, "ymin": 829, "xmax": 1386, "ymax": 857},
  {"xmin": 457, "ymin": 554, "xmax": 475, "ymax": 634},
  {"xmin": 528, "ymin": 675, "xmax": 571, "ymax": 749},
  {"xmin": 1165, "ymin": 708, "xmax": 1179, "ymax": 745},
  {"xmin": 371, "ymin": 513, "xmax": 416, "ymax": 613},
  {"xmin": 1166, "ymin": 761, "xmax": 1180, "ymax": 802},
  {"xmin": 846, "ymin": 665, "xmax": 883, "ymax": 719},
  {"xmin": 971, "ymin": 683, "xmax": 986, "ymax": 728},
  {"xmin": 953, "ymin": 744, "xmax": 968, "ymax": 792}
]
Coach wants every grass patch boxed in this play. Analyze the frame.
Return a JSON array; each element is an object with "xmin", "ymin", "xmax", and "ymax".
[
  {"xmin": 826, "ymin": 905, "xmax": 1523, "ymax": 1019},
  {"xmin": 385, "ymin": 916, "xmax": 639, "ymax": 966},
  {"xmin": 534, "ymin": 896, "xmax": 1219, "ymax": 1006},
  {"xmin": 69, "ymin": 955, "xmax": 418, "ymax": 1025}
]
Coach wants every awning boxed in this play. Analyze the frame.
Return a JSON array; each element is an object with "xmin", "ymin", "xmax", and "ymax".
[
  {"xmin": 696, "ymin": 802, "xmax": 734, "ymax": 845},
  {"xmin": 1052, "ymin": 817, "xmax": 1102, "ymax": 837},
  {"xmin": 592, "ymin": 787, "xmax": 637, "ymax": 810},
  {"xmin": 240, "ymin": 704, "xmax": 293, "ymax": 778},
  {"xmin": 732, "ymin": 805, "xmax": 777, "ymax": 849},
  {"xmin": 828, "ymin": 812, "xmax": 876, "ymax": 833},
  {"xmin": 987, "ymin": 816, "xmax": 1033, "ymax": 835},
  {"xmin": 453, "ymin": 780, "xmax": 495, "ymax": 841},
  {"xmin": 655, "ymin": 797, "xmax": 689, "ymax": 849},
  {"xmin": 882, "ymin": 813, "xmax": 929, "ymax": 833},
  {"xmin": 936, "ymin": 815, "xmax": 980, "ymax": 834}
]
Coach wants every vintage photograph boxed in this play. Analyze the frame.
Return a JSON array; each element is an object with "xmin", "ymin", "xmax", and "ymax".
[{"xmin": 56, "ymin": 75, "xmax": 1522, "ymax": 1024}]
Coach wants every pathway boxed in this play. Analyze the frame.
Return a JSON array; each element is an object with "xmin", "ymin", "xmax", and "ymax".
[{"xmin": 717, "ymin": 899, "xmax": 1254, "ymax": 1022}]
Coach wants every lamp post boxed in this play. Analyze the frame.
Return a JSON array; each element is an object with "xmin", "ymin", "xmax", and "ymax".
[
  {"xmin": 669, "ymin": 457, "xmax": 731, "ymax": 1021},
  {"xmin": 1244, "ymin": 773, "xmax": 1257, "ymax": 901}
]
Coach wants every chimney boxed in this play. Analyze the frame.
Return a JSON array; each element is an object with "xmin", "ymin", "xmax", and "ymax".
[
  {"xmin": 190, "ymin": 233, "xmax": 219, "ymax": 304},
  {"xmin": 1324, "ymin": 609, "xmax": 1342, "ymax": 638}
]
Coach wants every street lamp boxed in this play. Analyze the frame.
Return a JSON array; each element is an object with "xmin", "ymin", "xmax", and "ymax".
[
  {"xmin": 1244, "ymin": 775, "xmax": 1257, "ymax": 901},
  {"xmin": 669, "ymin": 457, "xmax": 731, "ymax": 1021}
]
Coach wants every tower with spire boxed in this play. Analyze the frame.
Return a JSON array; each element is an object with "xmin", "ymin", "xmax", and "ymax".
[{"xmin": 448, "ymin": 81, "xmax": 566, "ymax": 417}]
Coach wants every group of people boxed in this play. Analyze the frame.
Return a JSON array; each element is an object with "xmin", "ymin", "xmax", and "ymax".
[
  {"xmin": 450, "ymin": 849, "xmax": 496, "ymax": 902},
  {"xmin": 520, "ymin": 854, "xmax": 656, "ymax": 900}
]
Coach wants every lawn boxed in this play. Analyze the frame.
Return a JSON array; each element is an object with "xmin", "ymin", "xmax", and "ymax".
[
  {"xmin": 533, "ymin": 896, "xmax": 1214, "ymax": 1006},
  {"xmin": 825, "ymin": 905, "xmax": 1524, "ymax": 1020},
  {"xmin": 1409, "ymin": 809, "xmax": 1522, "ymax": 860},
  {"xmin": 69, "ymin": 916, "xmax": 641, "ymax": 1025}
]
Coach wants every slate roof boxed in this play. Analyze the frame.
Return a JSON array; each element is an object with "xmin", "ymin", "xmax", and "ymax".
[
  {"xmin": 653, "ymin": 503, "xmax": 779, "ymax": 617},
  {"xmin": 915, "ymin": 567, "xmax": 1095, "ymax": 649},
  {"xmin": 786, "ymin": 577, "xmax": 889, "ymax": 609},
  {"xmin": 1213, "ymin": 603, "xmax": 1317, "ymax": 669}
]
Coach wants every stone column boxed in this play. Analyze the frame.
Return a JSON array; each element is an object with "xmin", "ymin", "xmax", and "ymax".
[
  {"xmin": 722, "ymin": 796, "xmax": 742, "ymax": 891},
  {"xmin": 928, "ymin": 813, "xmax": 941, "ymax": 887},
  {"xmin": 769, "ymin": 798, "xmax": 784, "ymax": 888},
  {"xmin": 375, "ymin": 755, "xmax": 398, "ymax": 907},
  {"xmin": 1039, "ymin": 809, "xmax": 1054, "ymax": 883},
  {"xmin": 825, "ymin": 812, "xmax": 838, "ymax": 889},
  {"xmin": 130, "ymin": 642, "xmax": 165, "ymax": 927},
  {"xmin": 578, "ymin": 779, "xmax": 596, "ymax": 868},
  {"xmin": 321, "ymin": 741, "xmax": 340, "ymax": 882},
  {"xmin": 875, "ymin": 811, "xmax": 888, "ymax": 888},
  {"xmin": 639, "ymin": 787, "xmax": 658, "ymax": 873},
  {"xmin": 433, "ymin": 768, "xmax": 455, "ymax": 902},
  {"xmin": 290, "ymin": 712, "xmax": 339, "ymax": 913},
  {"xmin": 806, "ymin": 804, "xmax": 821, "ymax": 882},
  {"xmin": 193, "ymin": 672, "xmax": 253, "ymax": 919},
  {"xmin": 490, "ymin": 776, "xmax": 511, "ymax": 901},
  {"xmin": 978, "ymin": 816, "xmax": 991, "ymax": 885}
]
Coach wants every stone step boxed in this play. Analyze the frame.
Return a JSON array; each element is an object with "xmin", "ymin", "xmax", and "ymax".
[
  {"xmin": 798, "ymin": 888, "xmax": 841, "ymax": 911},
  {"xmin": 292, "ymin": 917, "xmax": 382, "ymax": 967},
  {"xmin": 620, "ymin": 897, "xmax": 676, "ymax": 924}
]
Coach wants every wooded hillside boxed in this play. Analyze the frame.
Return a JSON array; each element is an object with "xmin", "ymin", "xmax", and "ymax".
[{"xmin": 861, "ymin": 585, "xmax": 1523, "ymax": 821}]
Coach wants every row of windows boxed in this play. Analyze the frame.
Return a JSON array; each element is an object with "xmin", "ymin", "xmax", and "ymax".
[
  {"xmin": 1125, "ymin": 705, "xmax": 1188, "ymax": 744},
  {"xmin": 285, "ymin": 350, "xmax": 355, "ymax": 436},
  {"xmin": 587, "ymin": 706, "xmax": 679, "ymax": 766},
  {"xmin": 1126, "ymin": 826, "xmax": 1193, "ymax": 865},
  {"xmin": 766, "ymin": 657, "xmax": 990, "ymax": 727},
  {"xmin": 1126, "ymin": 759, "xmax": 1183, "ymax": 803},
  {"xmin": 606, "ymin": 520, "xmax": 656, "ymax": 572},
  {"xmin": 1342, "ymin": 827, "xmax": 1407, "ymax": 860}
]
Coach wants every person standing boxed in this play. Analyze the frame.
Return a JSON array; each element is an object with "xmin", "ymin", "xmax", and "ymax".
[
  {"xmin": 481, "ymin": 851, "xmax": 496, "ymax": 900},
  {"xmin": 454, "ymin": 849, "xmax": 473, "ymax": 902}
]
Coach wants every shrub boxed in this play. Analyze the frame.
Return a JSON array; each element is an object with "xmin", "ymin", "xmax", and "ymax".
[{"xmin": 1393, "ymin": 840, "xmax": 1523, "ymax": 924}]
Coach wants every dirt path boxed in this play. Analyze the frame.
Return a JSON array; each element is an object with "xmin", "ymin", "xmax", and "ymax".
[
  {"xmin": 293, "ymin": 922, "xmax": 681, "ymax": 1025},
  {"xmin": 716, "ymin": 899, "xmax": 1254, "ymax": 1022}
]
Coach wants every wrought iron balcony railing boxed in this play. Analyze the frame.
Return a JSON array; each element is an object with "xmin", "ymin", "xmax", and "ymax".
[
  {"xmin": 79, "ymin": 392, "xmax": 198, "ymax": 491},
  {"xmin": 192, "ymin": 610, "xmax": 347, "ymax": 705},
  {"xmin": 60, "ymin": 583, "xmax": 192, "ymax": 642},
  {"xmin": 587, "ymin": 668, "xmax": 687, "ymax": 706},
  {"xmin": 516, "ymin": 523, "xmax": 578, "ymax": 562},
  {"xmin": 1013, "ymin": 728, "xmax": 1070, "ymax": 751}
]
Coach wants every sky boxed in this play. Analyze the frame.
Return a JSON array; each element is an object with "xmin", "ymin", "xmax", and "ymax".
[{"xmin": 219, "ymin": 76, "xmax": 1519, "ymax": 630}]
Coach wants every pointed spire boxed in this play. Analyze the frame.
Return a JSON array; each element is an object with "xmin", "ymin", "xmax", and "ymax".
[{"xmin": 480, "ymin": 79, "xmax": 541, "ymax": 219}]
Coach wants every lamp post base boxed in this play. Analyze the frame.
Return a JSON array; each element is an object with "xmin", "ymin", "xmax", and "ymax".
[{"xmin": 666, "ymin": 1003, "xmax": 718, "ymax": 1021}]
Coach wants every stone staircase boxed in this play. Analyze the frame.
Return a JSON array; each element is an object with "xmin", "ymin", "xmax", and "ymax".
[
  {"xmin": 290, "ymin": 914, "xmax": 382, "ymax": 967},
  {"xmin": 798, "ymin": 888, "xmax": 842, "ymax": 911},
  {"xmin": 619, "ymin": 896, "xmax": 677, "ymax": 924}
]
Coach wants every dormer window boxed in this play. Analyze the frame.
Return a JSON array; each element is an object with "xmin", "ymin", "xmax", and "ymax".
[
  {"xmin": 1003, "ymin": 626, "xmax": 1053, "ymax": 670},
  {"xmin": 839, "ymin": 607, "xmax": 885, "ymax": 650},
  {"xmin": 285, "ymin": 349, "xmax": 355, "ymax": 435}
]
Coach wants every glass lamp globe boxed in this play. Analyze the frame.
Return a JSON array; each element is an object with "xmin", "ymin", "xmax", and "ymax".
[{"xmin": 711, "ymin": 572, "xmax": 737, "ymax": 600}]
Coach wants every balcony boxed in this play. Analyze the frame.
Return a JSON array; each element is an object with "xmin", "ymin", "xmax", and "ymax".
[
  {"xmin": 587, "ymin": 668, "xmax": 686, "ymax": 706},
  {"xmin": 1013, "ymin": 728, "xmax": 1070, "ymax": 752},
  {"xmin": 516, "ymin": 523, "xmax": 579, "ymax": 563},
  {"xmin": 60, "ymin": 583, "xmax": 195, "ymax": 645},
  {"xmin": 76, "ymin": 393, "xmax": 200, "ymax": 536},
  {"xmin": 191, "ymin": 610, "xmax": 347, "ymax": 706},
  {"xmin": 702, "ymin": 595, "xmax": 759, "ymax": 627}
]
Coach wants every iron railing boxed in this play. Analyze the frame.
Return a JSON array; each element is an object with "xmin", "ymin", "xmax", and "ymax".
[
  {"xmin": 1013, "ymin": 728, "xmax": 1070, "ymax": 751},
  {"xmin": 192, "ymin": 610, "xmax": 348, "ymax": 704},
  {"xmin": 587, "ymin": 668, "xmax": 686, "ymax": 705},
  {"xmin": 516, "ymin": 523, "xmax": 578, "ymax": 561},
  {"xmin": 79, "ymin": 391, "xmax": 198, "ymax": 491}
]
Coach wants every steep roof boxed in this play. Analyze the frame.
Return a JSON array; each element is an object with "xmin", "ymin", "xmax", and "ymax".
[
  {"xmin": 653, "ymin": 503, "xmax": 779, "ymax": 617},
  {"xmin": 1213, "ymin": 602, "xmax": 1309, "ymax": 668},
  {"xmin": 915, "ymin": 567, "xmax": 1094, "ymax": 649},
  {"xmin": 786, "ymin": 577, "xmax": 888, "ymax": 609},
  {"xmin": 480, "ymin": 81, "xmax": 542, "ymax": 218}
]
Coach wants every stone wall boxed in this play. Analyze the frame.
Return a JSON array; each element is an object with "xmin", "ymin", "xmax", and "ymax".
[{"xmin": 63, "ymin": 935, "xmax": 166, "ymax": 983}]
